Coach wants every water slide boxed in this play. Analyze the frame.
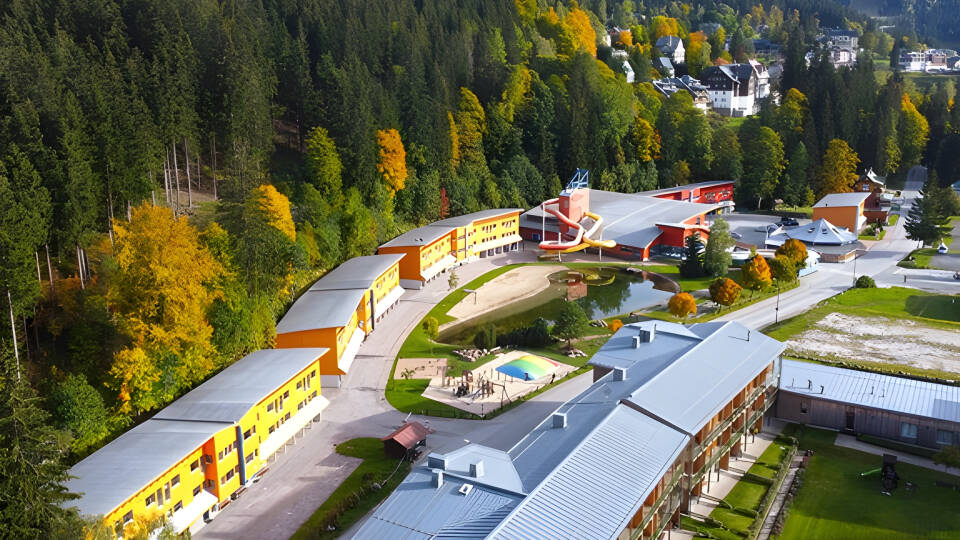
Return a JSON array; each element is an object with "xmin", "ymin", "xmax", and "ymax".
[{"xmin": 538, "ymin": 198, "xmax": 617, "ymax": 253}]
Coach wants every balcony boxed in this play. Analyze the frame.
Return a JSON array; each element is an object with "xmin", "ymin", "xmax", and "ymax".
[
  {"xmin": 692, "ymin": 383, "xmax": 769, "ymax": 459},
  {"xmin": 631, "ymin": 466, "xmax": 684, "ymax": 540},
  {"xmin": 690, "ymin": 400, "xmax": 774, "ymax": 487}
]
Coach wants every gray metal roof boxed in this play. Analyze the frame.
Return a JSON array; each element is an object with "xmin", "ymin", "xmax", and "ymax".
[
  {"xmin": 520, "ymin": 189, "xmax": 717, "ymax": 250},
  {"xmin": 638, "ymin": 180, "xmax": 732, "ymax": 197},
  {"xmin": 769, "ymin": 218, "xmax": 858, "ymax": 245},
  {"xmin": 380, "ymin": 225, "xmax": 453, "ymax": 248},
  {"xmin": 153, "ymin": 348, "xmax": 328, "ymax": 424},
  {"xmin": 66, "ymin": 419, "xmax": 228, "ymax": 517},
  {"xmin": 655, "ymin": 35, "xmax": 683, "ymax": 54},
  {"xmin": 353, "ymin": 468, "xmax": 524, "ymax": 540},
  {"xmin": 490, "ymin": 407, "xmax": 688, "ymax": 540},
  {"xmin": 309, "ymin": 254, "xmax": 404, "ymax": 291},
  {"xmin": 276, "ymin": 288, "xmax": 366, "ymax": 333},
  {"xmin": 623, "ymin": 322, "xmax": 785, "ymax": 435},
  {"xmin": 780, "ymin": 360, "xmax": 960, "ymax": 423},
  {"xmin": 431, "ymin": 209, "xmax": 523, "ymax": 228},
  {"xmin": 813, "ymin": 192, "xmax": 871, "ymax": 208}
]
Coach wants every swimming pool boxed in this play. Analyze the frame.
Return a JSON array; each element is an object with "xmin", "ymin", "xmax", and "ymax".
[{"xmin": 495, "ymin": 356, "xmax": 560, "ymax": 381}]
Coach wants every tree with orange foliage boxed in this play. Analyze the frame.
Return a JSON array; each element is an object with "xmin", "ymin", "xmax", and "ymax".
[
  {"xmin": 376, "ymin": 128, "xmax": 408, "ymax": 195},
  {"xmin": 618, "ymin": 30, "xmax": 633, "ymax": 48},
  {"xmin": 609, "ymin": 319, "xmax": 624, "ymax": 332},
  {"xmin": 668, "ymin": 292, "xmax": 697, "ymax": 319},
  {"xmin": 709, "ymin": 277, "xmax": 742, "ymax": 308},
  {"xmin": 107, "ymin": 204, "xmax": 224, "ymax": 413},
  {"xmin": 564, "ymin": 5, "xmax": 597, "ymax": 56},
  {"xmin": 741, "ymin": 255, "xmax": 773, "ymax": 291},
  {"xmin": 250, "ymin": 184, "xmax": 296, "ymax": 241}
]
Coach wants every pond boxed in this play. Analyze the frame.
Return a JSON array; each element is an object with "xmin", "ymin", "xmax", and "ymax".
[{"xmin": 439, "ymin": 266, "xmax": 678, "ymax": 346}]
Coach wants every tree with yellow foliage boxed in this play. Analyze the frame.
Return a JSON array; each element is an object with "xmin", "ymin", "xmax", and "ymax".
[
  {"xmin": 649, "ymin": 16, "xmax": 680, "ymax": 41},
  {"xmin": 898, "ymin": 94, "xmax": 929, "ymax": 169},
  {"xmin": 107, "ymin": 204, "xmax": 224, "ymax": 413},
  {"xmin": 816, "ymin": 139, "xmax": 859, "ymax": 198},
  {"xmin": 709, "ymin": 277, "xmax": 742, "ymax": 308},
  {"xmin": 668, "ymin": 292, "xmax": 697, "ymax": 319},
  {"xmin": 775, "ymin": 238, "xmax": 808, "ymax": 268},
  {"xmin": 609, "ymin": 319, "xmax": 624, "ymax": 332},
  {"xmin": 631, "ymin": 116, "xmax": 661, "ymax": 162},
  {"xmin": 564, "ymin": 4, "xmax": 597, "ymax": 56},
  {"xmin": 618, "ymin": 30, "xmax": 633, "ymax": 48},
  {"xmin": 741, "ymin": 255, "xmax": 773, "ymax": 291},
  {"xmin": 250, "ymin": 184, "xmax": 296, "ymax": 241},
  {"xmin": 376, "ymin": 128, "xmax": 408, "ymax": 195}
]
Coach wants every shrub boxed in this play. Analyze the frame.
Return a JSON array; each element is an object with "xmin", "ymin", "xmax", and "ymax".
[
  {"xmin": 854, "ymin": 275, "xmax": 876, "ymax": 288},
  {"xmin": 473, "ymin": 323, "xmax": 498, "ymax": 349},
  {"xmin": 609, "ymin": 319, "xmax": 624, "ymax": 333},
  {"xmin": 498, "ymin": 318, "xmax": 552, "ymax": 347},
  {"xmin": 421, "ymin": 316, "xmax": 439, "ymax": 340}
]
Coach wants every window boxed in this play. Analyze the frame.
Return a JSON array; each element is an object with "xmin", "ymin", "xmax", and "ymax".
[
  {"xmin": 298, "ymin": 400, "xmax": 304, "ymax": 411},
  {"xmin": 218, "ymin": 450, "xmax": 224, "ymax": 461},
  {"xmin": 123, "ymin": 511, "xmax": 134, "ymax": 525},
  {"xmin": 296, "ymin": 381, "xmax": 302, "ymax": 389},
  {"xmin": 145, "ymin": 494, "xmax": 156, "ymax": 507},
  {"xmin": 246, "ymin": 452, "xmax": 255, "ymax": 464},
  {"xmin": 901, "ymin": 422, "xmax": 918, "ymax": 439},
  {"xmin": 266, "ymin": 402, "xmax": 274, "ymax": 412},
  {"xmin": 193, "ymin": 485, "xmax": 202, "ymax": 497},
  {"xmin": 285, "ymin": 412, "xmax": 291, "ymax": 421},
  {"xmin": 284, "ymin": 390, "xmax": 289, "ymax": 399},
  {"xmin": 800, "ymin": 401, "xmax": 808, "ymax": 414},
  {"xmin": 190, "ymin": 459, "xmax": 200, "ymax": 472},
  {"xmin": 171, "ymin": 475, "xmax": 180, "ymax": 487},
  {"xmin": 165, "ymin": 483, "xmax": 171, "ymax": 500},
  {"xmin": 174, "ymin": 501, "xmax": 183, "ymax": 512},
  {"xmin": 937, "ymin": 430, "xmax": 953, "ymax": 445},
  {"xmin": 244, "ymin": 429, "xmax": 252, "ymax": 440},
  {"xmin": 269, "ymin": 425, "xmax": 275, "ymax": 434}
]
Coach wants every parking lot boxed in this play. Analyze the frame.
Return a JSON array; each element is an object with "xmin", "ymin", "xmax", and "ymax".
[{"xmin": 709, "ymin": 213, "xmax": 812, "ymax": 247}]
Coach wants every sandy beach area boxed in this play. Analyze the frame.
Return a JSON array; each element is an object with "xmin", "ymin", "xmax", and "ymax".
[{"xmin": 446, "ymin": 264, "xmax": 565, "ymax": 323}]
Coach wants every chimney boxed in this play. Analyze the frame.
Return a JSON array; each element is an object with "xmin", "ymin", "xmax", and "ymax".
[
  {"xmin": 432, "ymin": 470, "xmax": 444, "ymax": 489},
  {"xmin": 638, "ymin": 326, "xmax": 656, "ymax": 344},
  {"xmin": 427, "ymin": 453, "xmax": 447, "ymax": 470},
  {"xmin": 613, "ymin": 367, "xmax": 627, "ymax": 381},
  {"xmin": 470, "ymin": 461, "xmax": 485, "ymax": 478},
  {"xmin": 807, "ymin": 379, "xmax": 813, "ymax": 390},
  {"xmin": 632, "ymin": 336, "xmax": 641, "ymax": 348},
  {"xmin": 553, "ymin": 412, "xmax": 568, "ymax": 429}
]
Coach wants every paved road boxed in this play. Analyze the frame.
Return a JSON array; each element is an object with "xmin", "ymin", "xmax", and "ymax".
[
  {"xmin": 194, "ymin": 249, "xmax": 599, "ymax": 540},
  {"xmin": 716, "ymin": 169, "xmax": 925, "ymax": 330},
  {"xmin": 197, "ymin": 169, "xmax": 930, "ymax": 539}
]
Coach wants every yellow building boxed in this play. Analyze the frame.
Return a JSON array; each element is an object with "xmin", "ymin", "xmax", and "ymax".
[
  {"xmin": 66, "ymin": 348, "xmax": 329, "ymax": 537},
  {"xmin": 377, "ymin": 209, "xmax": 522, "ymax": 288},
  {"xmin": 275, "ymin": 254, "xmax": 404, "ymax": 387}
]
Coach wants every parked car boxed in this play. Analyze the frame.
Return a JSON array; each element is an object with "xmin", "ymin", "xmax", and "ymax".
[
  {"xmin": 938, "ymin": 242, "xmax": 949, "ymax": 254},
  {"xmin": 731, "ymin": 232, "xmax": 743, "ymax": 240},
  {"xmin": 776, "ymin": 217, "xmax": 799, "ymax": 227},
  {"xmin": 754, "ymin": 223, "xmax": 779, "ymax": 232}
]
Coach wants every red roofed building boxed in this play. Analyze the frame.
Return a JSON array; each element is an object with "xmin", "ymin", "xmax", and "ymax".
[{"xmin": 382, "ymin": 422, "xmax": 430, "ymax": 459}]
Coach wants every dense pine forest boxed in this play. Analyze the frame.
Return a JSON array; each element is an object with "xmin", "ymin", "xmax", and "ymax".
[{"xmin": 0, "ymin": 0, "xmax": 959, "ymax": 536}]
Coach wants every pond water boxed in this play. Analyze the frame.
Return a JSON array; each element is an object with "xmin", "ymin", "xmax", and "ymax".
[{"xmin": 439, "ymin": 266, "xmax": 678, "ymax": 346}]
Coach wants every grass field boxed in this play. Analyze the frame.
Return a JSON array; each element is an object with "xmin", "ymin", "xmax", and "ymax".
[
  {"xmin": 291, "ymin": 438, "xmax": 411, "ymax": 540},
  {"xmin": 642, "ymin": 271, "xmax": 798, "ymax": 324},
  {"xmin": 779, "ymin": 426, "xmax": 960, "ymax": 540}
]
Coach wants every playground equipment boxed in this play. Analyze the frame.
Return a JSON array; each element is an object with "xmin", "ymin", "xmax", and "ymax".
[
  {"xmin": 538, "ymin": 169, "xmax": 616, "ymax": 254},
  {"xmin": 862, "ymin": 454, "xmax": 900, "ymax": 495}
]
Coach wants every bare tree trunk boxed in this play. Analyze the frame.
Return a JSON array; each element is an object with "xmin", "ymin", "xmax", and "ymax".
[
  {"xmin": 45, "ymin": 245, "xmax": 55, "ymax": 299},
  {"xmin": 7, "ymin": 290, "xmax": 19, "ymax": 380},
  {"xmin": 184, "ymin": 138, "xmax": 193, "ymax": 209},
  {"xmin": 35, "ymin": 251, "xmax": 41, "ymax": 283},
  {"xmin": 152, "ymin": 190, "xmax": 156, "ymax": 205},
  {"xmin": 107, "ymin": 179, "xmax": 115, "ymax": 247},
  {"xmin": 127, "ymin": 200, "xmax": 132, "ymax": 221},
  {"xmin": 22, "ymin": 316, "xmax": 29, "ymax": 361},
  {"xmin": 172, "ymin": 142, "xmax": 181, "ymax": 213},
  {"xmin": 197, "ymin": 145, "xmax": 202, "ymax": 194},
  {"xmin": 163, "ymin": 150, "xmax": 172, "ymax": 204},
  {"xmin": 76, "ymin": 245, "xmax": 85, "ymax": 289},
  {"xmin": 211, "ymin": 138, "xmax": 217, "ymax": 201}
]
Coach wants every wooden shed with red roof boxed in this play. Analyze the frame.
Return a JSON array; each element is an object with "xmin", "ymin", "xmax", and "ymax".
[{"xmin": 382, "ymin": 422, "xmax": 430, "ymax": 459}]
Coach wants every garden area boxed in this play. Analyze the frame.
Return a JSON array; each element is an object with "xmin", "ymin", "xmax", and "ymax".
[
  {"xmin": 681, "ymin": 433, "xmax": 797, "ymax": 540},
  {"xmin": 776, "ymin": 426, "xmax": 960, "ymax": 539},
  {"xmin": 764, "ymin": 287, "xmax": 960, "ymax": 380},
  {"xmin": 291, "ymin": 438, "xmax": 411, "ymax": 540}
]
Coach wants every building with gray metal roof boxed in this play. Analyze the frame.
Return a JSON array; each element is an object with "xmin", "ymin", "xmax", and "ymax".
[
  {"xmin": 519, "ymin": 189, "xmax": 719, "ymax": 260},
  {"xmin": 777, "ymin": 360, "xmax": 960, "ymax": 448},
  {"xmin": 813, "ymin": 192, "xmax": 871, "ymax": 208},
  {"xmin": 379, "ymin": 225, "xmax": 454, "ymax": 248},
  {"xmin": 154, "ymin": 348, "xmax": 328, "ymax": 424},
  {"xmin": 430, "ymin": 208, "xmax": 523, "ymax": 228},
  {"xmin": 308, "ymin": 254, "xmax": 404, "ymax": 291},
  {"xmin": 66, "ymin": 419, "xmax": 228, "ymax": 517},
  {"xmin": 276, "ymin": 288, "xmax": 368, "ymax": 334},
  {"xmin": 355, "ymin": 321, "xmax": 783, "ymax": 540}
]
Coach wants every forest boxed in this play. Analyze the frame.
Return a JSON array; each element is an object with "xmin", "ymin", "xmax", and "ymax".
[{"xmin": 0, "ymin": 0, "xmax": 959, "ymax": 536}]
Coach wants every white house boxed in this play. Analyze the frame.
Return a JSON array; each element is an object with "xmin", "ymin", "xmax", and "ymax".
[
  {"xmin": 655, "ymin": 35, "xmax": 685, "ymax": 65},
  {"xmin": 700, "ymin": 61, "xmax": 769, "ymax": 117}
]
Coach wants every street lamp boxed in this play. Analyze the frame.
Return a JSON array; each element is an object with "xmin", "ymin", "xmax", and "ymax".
[{"xmin": 775, "ymin": 284, "xmax": 781, "ymax": 324}]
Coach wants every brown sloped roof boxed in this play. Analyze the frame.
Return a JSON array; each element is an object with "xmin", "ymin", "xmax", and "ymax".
[{"xmin": 382, "ymin": 422, "xmax": 429, "ymax": 449}]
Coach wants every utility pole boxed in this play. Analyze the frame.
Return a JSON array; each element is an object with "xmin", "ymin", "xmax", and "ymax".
[{"xmin": 8, "ymin": 290, "xmax": 19, "ymax": 381}]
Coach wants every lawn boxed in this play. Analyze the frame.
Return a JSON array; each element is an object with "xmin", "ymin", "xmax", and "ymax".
[
  {"xmin": 779, "ymin": 426, "xmax": 960, "ymax": 540},
  {"xmin": 291, "ymin": 438, "xmax": 412, "ymax": 540},
  {"xmin": 642, "ymin": 265, "xmax": 742, "ymax": 292},
  {"xmin": 774, "ymin": 205, "xmax": 814, "ymax": 218},
  {"xmin": 887, "ymin": 214, "xmax": 900, "ymax": 226},
  {"xmin": 898, "ymin": 217, "xmax": 958, "ymax": 269},
  {"xmin": 642, "ymin": 273, "xmax": 798, "ymax": 324}
]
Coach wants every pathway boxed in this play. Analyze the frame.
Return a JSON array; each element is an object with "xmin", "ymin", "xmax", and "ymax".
[
  {"xmin": 834, "ymin": 433, "xmax": 960, "ymax": 477},
  {"xmin": 756, "ymin": 455, "xmax": 802, "ymax": 540}
]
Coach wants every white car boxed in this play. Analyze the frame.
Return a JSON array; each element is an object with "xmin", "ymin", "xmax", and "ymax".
[
  {"xmin": 938, "ymin": 243, "xmax": 949, "ymax": 254},
  {"xmin": 754, "ymin": 224, "xmax": 779, "ymax": 233}
]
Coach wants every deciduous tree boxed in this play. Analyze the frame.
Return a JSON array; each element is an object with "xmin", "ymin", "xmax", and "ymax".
[
  {"xmin": 668, "ymin": 292, "xmax": 697, "ymax": 319},
  {"xmin": 775, "ymin": 238, "xmax": 808, "ymax": 267},
  {"xmin": 553, "ymin": 301, "xmax": 589, "ymax": 347},
  {"xmin": 769, "ymin": 255, "xmax": 797, "ymax": 282},
  {"xmin": 703, "ymin": 218, "xmax": 735, "ymax": 276},
  {"xmin": 376, "ymin": 129, "xmax": 408, "ymax": 195},
  {"xmin": 816, "ymin": 139, "xmax": 859, "ymax": 198},
  {"xmin": 741, "ymin": 254, "xmax": 772, "ymax": 290},
  {"xmin": 709, "ymin": 277, "xmax": 742, "ymax": 307}
]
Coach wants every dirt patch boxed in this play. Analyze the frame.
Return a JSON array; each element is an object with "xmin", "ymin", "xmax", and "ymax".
[
  {"xmin": 784, "ymin": 313, "xmax": 960, "ymax": 373},
  {"xmin": 395, "ymin": 357, "xmax": 448, "ymax": 379},
  {"xmin": 445, "ymin": 265, "xmax": 565, "ymax": 323}
]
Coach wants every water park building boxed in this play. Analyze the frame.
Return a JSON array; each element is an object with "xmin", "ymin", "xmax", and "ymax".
[
  {"xmin": 777, "ymin": 360, "xmax": 960, "ymax": 449},
  {"xmin": 65, "ymin": 348, "xmax": 330, "ymax": 537},
  {"xmin": 275, "ymin": 254, "xmax": 404, "ymax": 387},
  {"xmin": 520, "ymin": 186, "xmax": 721, "ymax": 260},
  {"xmin": 641, "ymin": 180, "xmax": 735, "ymax": 211},
  {"xmin": 378, "ymin": 208, "xmax": 523, "ymax": 288},
  {"xmin": 355, "ymin": 321, "xmax": 784, "ymax": 540}
]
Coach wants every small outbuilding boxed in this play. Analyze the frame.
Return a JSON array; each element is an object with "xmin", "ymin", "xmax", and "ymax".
[
  {"xmin": 812, "ymin": 192, "xmax": 871, "ymax": 232},
  {"xmin": 382, "ymin": 422, "xmax": 429, "ymax": 460}
]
